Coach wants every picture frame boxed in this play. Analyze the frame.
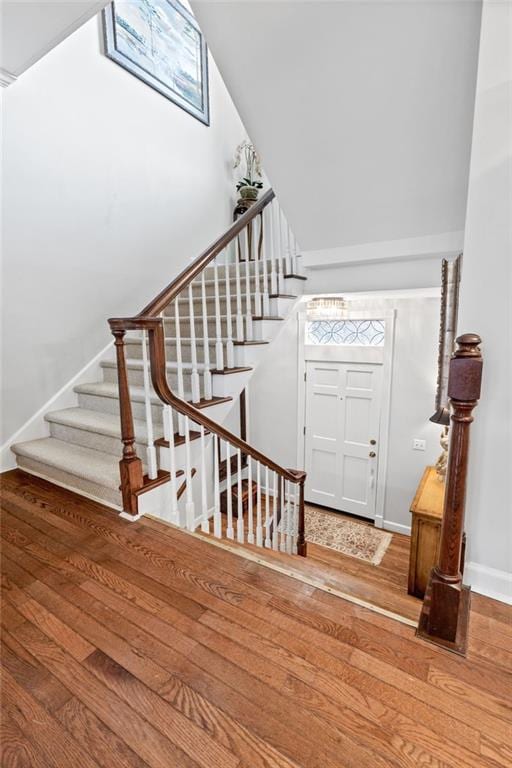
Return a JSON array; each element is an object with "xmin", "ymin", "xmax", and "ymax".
[{"xmin": 103, "ymin": 0, "xmax": 210, "ymax": 125}]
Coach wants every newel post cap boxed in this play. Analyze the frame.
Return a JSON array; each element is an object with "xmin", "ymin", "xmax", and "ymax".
[{"xmin": 455, "ymin": 333, "xmax": 482, "ymax": 358}]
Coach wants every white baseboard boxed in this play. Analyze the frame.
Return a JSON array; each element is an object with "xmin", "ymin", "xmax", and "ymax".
[
  {"xmin": 464, "ymin": 561, "xmax": 512, "ymax": 605},
  {"xmin": 382, "ymin": 520, "xmax": 411, "ymax": 536},
  {"xmin": 0, "ymin": 340, "xmax": 114, "ymax": 472}
]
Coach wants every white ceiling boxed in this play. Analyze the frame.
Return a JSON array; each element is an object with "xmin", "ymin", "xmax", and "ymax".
[
  {"xmin": 0, "ymin": 1, "xmax": 108, "ymax": 80},
  {"xmin": 192, "ymin": 1, "xmax": 482, "ymax": 251}
]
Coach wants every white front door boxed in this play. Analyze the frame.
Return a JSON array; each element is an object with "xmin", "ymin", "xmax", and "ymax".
[{"xmin": 304, "ymin": 360, "xmax": 382, "ymax": 519}]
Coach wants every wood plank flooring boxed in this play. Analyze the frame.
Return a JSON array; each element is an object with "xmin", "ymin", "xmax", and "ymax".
[
  {"xmin": 203, "ymin": 500, "xmax": 421, "ymax": 621},
  {"xmin": 1, "ymin": 469, "xmax": 511, "ymax": 768}
]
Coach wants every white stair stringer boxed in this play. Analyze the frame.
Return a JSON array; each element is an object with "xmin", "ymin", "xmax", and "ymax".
[{"xmin": 10, "ymin": 259, "xmax": 305, "ymax": 516}]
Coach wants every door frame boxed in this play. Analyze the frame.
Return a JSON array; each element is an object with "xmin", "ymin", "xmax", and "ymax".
[{"xmin": 296, "ymin": 307, "xmax": 396, "ymax": 529}]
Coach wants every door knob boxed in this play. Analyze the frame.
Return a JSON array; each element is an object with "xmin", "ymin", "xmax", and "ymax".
[
  {"xmin": 369, "ymin": 451, "xmax": 376, "ymax": 458},
  {"xmin": 370, "ymin": 439, "xmax": 377, "ymax": 445}
]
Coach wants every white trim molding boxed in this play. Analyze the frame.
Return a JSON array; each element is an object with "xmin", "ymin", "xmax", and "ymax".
[
  {"xmin": 0, "ymin": 67, "xmax": 17, "ymax": 87},
  {"xmin": 379, "ymin": 519, "xmax": 411, "ymax": 537},
  {"xmin": 464, "ymin": 562, "xmax": 512, "ymax": 605}
]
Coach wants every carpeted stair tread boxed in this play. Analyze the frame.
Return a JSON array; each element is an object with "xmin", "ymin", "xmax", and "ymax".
[
  {"xmin": 45, "ymin": 407, "xmax": 156, "ymax": 444},
  {"xmin": 100, "ymin": 359, "xmax": 252, "ymax": 373},
  {"xmin": 125, "ymin": 337, "xmax": 270, "ymax": 346},
  {"xmin": 11, "ymin": 437, "xmax": 123, "ymax": 490},
  {"xmin": 74, "ymin": 381, "xmax": 161, "ymax": 404}
]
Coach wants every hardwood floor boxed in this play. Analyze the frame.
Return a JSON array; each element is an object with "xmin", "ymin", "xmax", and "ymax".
[
  {"xmin": 1, "ymin": 469, "xmax": 511, "ymax": 768},
  {"xmin": 203, "ymin": 500, "xmax": 421, "ymax": 622}
]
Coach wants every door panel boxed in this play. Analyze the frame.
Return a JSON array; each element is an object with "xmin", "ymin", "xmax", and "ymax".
[
  {"xmin": 342, "ymin": 455, "xmax": 369, "ymax": 505},
  {"xmin": 305, "ymin": 360, "xmax": 382, "ymax": 519}
]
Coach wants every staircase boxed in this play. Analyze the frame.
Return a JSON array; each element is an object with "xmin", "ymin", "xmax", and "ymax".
[{"xmin": 11, "ymin": 190, "xmax": 309, "ymax": 557}]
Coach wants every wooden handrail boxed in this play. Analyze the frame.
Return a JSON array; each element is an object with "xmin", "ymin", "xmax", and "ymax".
[
  {"xmin": 138, "ymin": 188, "xmax": 275, "ymax": 318},
  {"xmin": 108, "ymin": 316, "xmax": 305, "ymax": 484},
  {"xmin": 108, "ymin": 188, "xmax": 307, "ymax": 550}
]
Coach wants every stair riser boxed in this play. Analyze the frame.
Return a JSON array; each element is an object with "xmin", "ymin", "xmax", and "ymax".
[
  {"xmin": 48, "ymin": 420, "xmax": 194, "ymax": 473},
  {"xmin": 179, "ymin": 296, "xmax": 295, "ymax": 318},
  {"xmin": 101, "ymin": 364, "xmax": 198, "ymax": 391},
  {"xmin": 202, "ymin": 257, "xmax": 288, "ymax": 281},
  {"xmin": 124, "ymin": 340, "xmax": 256, "ymax": 368},
  {"xmin": 125, "ymin": 340, "xmax": 217, "ymax": 364},
  {"xmin": 163, "ymin": 315, "xmax": 281, "ymax": 340},
  {"xmin": 101, "ymin": 363, "xmax": 248, "ymax": 400},
  {"xmin": 48, "ymin": 421, "xmax": 150, "ymax": 459},
  {"xmin": 77, "ymin": 391, "xmax": 164, "ymax": 424},
  {"xmin": 165, "ymin": 295, "xmax": 271, "ymax": 318},
  {"xmin": 16, "ymin": 456, "xmax": 122, "ymax": 509},
  {"xmin": 189, "ymin": 274, "xmax": 271, "ymax": 298}
]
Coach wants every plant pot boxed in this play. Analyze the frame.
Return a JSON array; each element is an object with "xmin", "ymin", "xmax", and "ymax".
[{"xmin": 239, "ymin": 186, "xmax": 259, "ymax": 201}]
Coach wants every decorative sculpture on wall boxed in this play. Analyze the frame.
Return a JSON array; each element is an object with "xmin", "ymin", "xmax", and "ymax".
[{"xmin": 435, "ymin": 426, "xmax": 449, "ymax": 481}]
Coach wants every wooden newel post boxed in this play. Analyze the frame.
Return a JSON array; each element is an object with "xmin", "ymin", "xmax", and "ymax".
[
  {"xmin": 112, "ymin": 328, "xmax": 144, "ymax": 516},
  {"xmin": 417, "ymin": 333, "xmax": 483, "ymax": 655},
  {"xmin": 297, "ymin": 475, "xmax": 307, "ymax": 557}
]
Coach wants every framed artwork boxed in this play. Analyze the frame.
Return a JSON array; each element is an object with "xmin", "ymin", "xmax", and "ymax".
[{"xmin": 103, "ymin": 0, "xmax": 210, "ymax": 125}]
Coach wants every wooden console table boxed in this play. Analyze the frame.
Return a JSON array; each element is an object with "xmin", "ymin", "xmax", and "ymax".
[{"xmin": 408, "ymin": 466, "xmax": 445, "ymax": 599}]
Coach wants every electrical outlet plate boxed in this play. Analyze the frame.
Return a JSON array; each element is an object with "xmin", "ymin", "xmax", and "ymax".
[{"xmin": 413, "ymin": 438, "xmax": 426, "ymax": 451}]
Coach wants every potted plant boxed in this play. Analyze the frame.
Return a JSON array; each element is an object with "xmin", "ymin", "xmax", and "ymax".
[{"xmin": 234, "ymin": 140, "xmax": 263, "ymax": 201}]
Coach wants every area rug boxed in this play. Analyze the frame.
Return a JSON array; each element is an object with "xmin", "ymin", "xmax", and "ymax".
[{"xmin": 304, "ymin": 506, "xmax": 392, "ymax": 565}]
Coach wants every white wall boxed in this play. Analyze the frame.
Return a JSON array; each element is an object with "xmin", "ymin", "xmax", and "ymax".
[
  {"xmin": 0, "ymin": 1, "xmax": 108, "ymax": 83},
  {"xmin": 193, "ymin": 0, "xmax": 481, "ymax": 250},
  {"xmin": 306, "ymin": 256, "xmax": 443, "ymax": 295},
  {"xmin": 457, "ymin": 0, "xmax": 512, "ymax": 603},
  {"xmin": 1, "ymin": 15, "xmax": 246, "ymax": 443},
  {"xmin": 249, "ymin": 292, "xmax": 441, "ymax": 533}
]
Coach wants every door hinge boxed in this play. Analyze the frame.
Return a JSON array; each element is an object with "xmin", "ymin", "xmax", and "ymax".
[
  {"xmin": 304, "ymin": 372, "xmax": 307, "ymax": 382},
  {"xmin": 303, "ymin": 426, "xmax": 306, "ymax": 435}
]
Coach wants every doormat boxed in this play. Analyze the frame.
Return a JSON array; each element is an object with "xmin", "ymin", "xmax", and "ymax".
[{"xmin": 305, "ymin": 506, "xmax": 392, "ymax": 565}]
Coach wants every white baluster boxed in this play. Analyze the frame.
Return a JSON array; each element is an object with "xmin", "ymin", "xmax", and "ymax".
[
  {"xmin": 188, "ymin": 284, "xmax": 201, "ymax": 403},
  {"xmin": 244, "ymin": 227, "xmax": 253, "ymax": 340},
  {"xmin": 236, "ymin": 448, "xmax": 244, "ymax": 543},
  {"xmin": 286, "ymin": 483, "xmax": 297, "ymax": 555},
  {"xmin": 256, "ymin": 461, "xmax": 263, "ymax": 547},
  {"xmin": 226, "ymin": 442, "xmax": 234, "ymax": 540},
  {"xmin": 247, "ymin": 458, "xmax": 254, "ymax": 545},
  {"xmin": 274, "ymin": 201, "xmax": 285, "ymax": 291},
  {"xmin": 213, "ymin": 256, "xmax": 224, "ymax": 371},
  {"xmin": 261, "ymin": 211, "xmax": 271, "ymax": 315},
  {"xmin": 200, "ymin": 424, "xmax": 209, "ymax": 533},
  {"xmin": 234, "ymin": 246, "xmax": 244, "ymax": 342},
  {"xmin": 174, "ymin": 301, "xmax": 186, "ymax": 436},
  {"xmin": 223, "ymin": 251, "xmax": 235, "ymax": 368},
  {"xmin": 269, "ymin": 201, "xmax": 278, "ymax": 295},
  {"xmin": 280, "ymin": 478, "xmax": 287, "ymax": 553},
  {"xmin": 284, "ymin": 217, "xmax": 292, "ymax": 275},
  {"xmin": 200, "ymin": 272, "xmax": 212, "ymax": 400},
  {"xmin": 277, "ymin": 208, "xmax": 288, "ymax": 276},
  {"xmin": 264, "ymin": 466, "xmax": 271, "ymax": 548},
  {"xmin": 184, "ymin": 415, "xmax": 195, "ymax": 530},
  {"xmin": 253, "ymin": 218, "xmax": 262, "ymax": 317},
  {"xmin": 272, "ymin": 473, "xmax": 279, "ymax": 551},
  {"xmin": 290, "ymin": 228, "xmax": 298, "ymax": 275},
  {"xmin": 213, "ymin": 435, "xmax": 221, "ymax": 538},
  {"xmin": 164, "ymin": 405, "xmax": 179, "ymax": 524},
  {"xmin": 141, "ymin": 330, "xmax": 157, "ymax": 479}
]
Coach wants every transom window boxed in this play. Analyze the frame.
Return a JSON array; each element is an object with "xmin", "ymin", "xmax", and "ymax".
[{"xmin": 306, "ymin": 319, "xmax": 385, "ymax": 346}]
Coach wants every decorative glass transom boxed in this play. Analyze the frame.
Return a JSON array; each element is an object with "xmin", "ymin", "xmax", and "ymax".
[{"xmin": 306, "ymin": 319, "xmax": 385, "ymax": 346}]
